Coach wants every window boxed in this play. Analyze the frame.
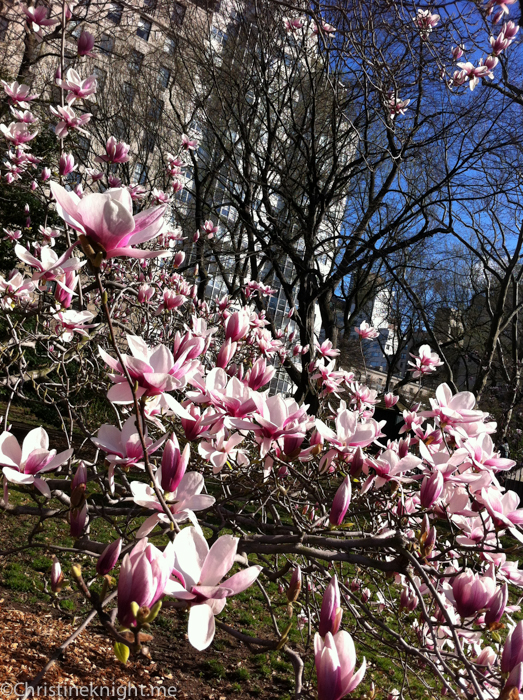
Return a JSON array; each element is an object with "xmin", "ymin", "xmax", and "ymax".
[
  {"xmin": 129, "ymin": 49, "xmax": 144, "ymax": 73},
  {"xmin": 69, "ymin": 20, "xmax": 82, "ymax": 38},
  {"xmin": 143, "ymin": 131, "xmax": 156, "ymax": 152},
  {"xmin": 143, "ymin": 0, "xmax": 157, "ymax": 11},
  {"xmin": 148, "ymin": 97, "xmax": 163, "ymax": 121},
  {"xmin": 133, "ymin": 162, "xmax": 148, "ymax": 185},
  {"xmin": 123, "ymin": 82, "xmax": 135, "ymax": 105},
  {"xmin": 164, "ymin": 35, "xmax": 177, "ymax": 54},
  {"xmin": 92, "ymin": 66, "xmax": 107, "ymax": 90},
  {"xmin": 99, "ymin": 33, "xmax": 114, "ymax": 55},
  {"xmin": 211, "ymin": 26, "xmax": 227, "ymax": 45},
  {"xmin": 0, "ymin": 18, "xmax": 8, "ymax": 41},
  {"xmin": 137, "ymin": 17, "xmax": 152, "ymax": 41},
  {"xmin": 107, "ymin": 2, "xmax": 123, "ymax": 24},
  {"xmin": 77, "ymin": 136, "xmax": 90, "ymax": 159},
  {"xmin": 114, "ymin": 116, "xmax": 127, "ymax": 141},
  {"xmin": 171, "ymin": 2, "xmax": 186, "ymax": 26},
  {"xmin": 158, "ymin": 66, "xmax": 170, "ymax": 89}
]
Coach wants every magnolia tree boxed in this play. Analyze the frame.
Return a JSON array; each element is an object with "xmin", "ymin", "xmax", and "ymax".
[{"xmin": 2, "ymin": 2, "xmax": 523, "ymax": 700}]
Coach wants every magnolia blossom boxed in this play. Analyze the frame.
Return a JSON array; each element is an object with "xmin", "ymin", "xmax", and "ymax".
[
  {"xmin": 22, "ymin": 4, "xmax": 58, "ymax": 38},
  {"xmin": 0, "ymin": 428, "xmax": 73, "ymax": 498},
  {"xmin": 99, "ymin": 334, "xmax": 196, "ymax": 415},
  {"xmin": 2, "ymin": 81, "xmax": 38, "ymax": 109},
  {"xmin": 131, "ymin": 469, "xmax": 215, "ymax": 535},
  {"xmin": 408, "ymin": 344, "xmax": 443, "ymax": 378},
  {"xmin": 181, "ymin": 134, "xmax": 198, "ymax": 150},
  {"xmin": 165, "ymin": 527, "xmax": 262, "ymax": 650},
  {"xmin": 77, "ymin": 30, "xmax": 96, "ymax": 57},
  {"xmin": 53, "ymin": 309, "xmax": 97, "ymax": 342},
  {"xmin": 413, "ymin": 9, "xmax": 440, "ymax": 38},
  {"xmin": 50, "ymin": 105, "xmax": 91, "ymax": 139},
  {"xmin": 91, "ymin": 416, "xmax": 167, "ymax": 471},
  {"xmin": 355, "ymin": 321, "xmax": 379, "ymax": 339},
  {"xmin": 447, "ymin": 569, "xmax": 497, "ymax": 618},
  {"xmin": 50, "ymin": 183, "xmax": 168, "ymax": 261},
  {"xmin": 0, "ymin": 271, "xmax": 35, "ymax": 309},
  {"xmin": 15, "ymin": 244, "xmax": 84, "ymax": 290},
  {"xmin": 117, "ymin": 538, "xmax": 174, "ymax": 627},
  {"xmin": 56, "ymin": 69, "xmax": 98, "ymax": 103},
  {"xmin": 315, "ymin": 631, "xmax": 366, "ymax": 700},
  {"xmin": 0, "ymin": 122, "xmax": 38, "ymax": 146},
  {"xmin": 198, "ymin": 430, "xmax": 249, "ymax": 473}
]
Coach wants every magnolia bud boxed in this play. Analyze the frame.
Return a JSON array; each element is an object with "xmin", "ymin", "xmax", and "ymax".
[
  {"xmin": 96, "ymin": 538, "xmax": 122, "ymax": 576},
  {"xmin": 51, "ymin": 557, "xmax": 64, "ymax": 593},
  {"xmin": 287, "ymin": 565, "xmax": 302, "ymax": 603}
]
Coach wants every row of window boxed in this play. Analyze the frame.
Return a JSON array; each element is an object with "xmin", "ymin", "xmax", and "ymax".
[{"xmin": 107, "ymin": 0, "xmax": 186, "ymax": 30}]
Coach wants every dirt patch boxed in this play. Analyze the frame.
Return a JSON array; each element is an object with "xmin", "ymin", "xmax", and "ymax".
[{"xmin": 0, "ymin": 592, "xmax": 302, "ymax": 700}]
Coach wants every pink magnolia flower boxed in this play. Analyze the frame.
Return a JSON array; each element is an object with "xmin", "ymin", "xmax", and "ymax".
[
  {"xmin": 456, "ymin": 61, "xmax": 491, "ymax": 91},
  {"xmin": 355, "ymin": 321, "xmax": 379, "ymax": 339},
  {"xmin": 478, "ymin": 487, "xmax": 523, "ymax": 529},
  {"xmin": 56, "ymin": 68, "xmax": 98, "ymax": 103},
  {"xmin": 447, "ymin": 569, "xmax": 497, "ymax": 618},
  {"xmin": 316, "ymin": 407, "xmax": 382, "ymax": 468},
  {"xmin": 59, "ymin": 153, "xmax": 76, "ymax": 176},
  {"xmin": 384, "ymin": 392, "xmax": 399, "ymax": 408},
  {"xmin": 0, "ymin": 427, "xmax": 73, "ymax": 498},
  {"xmin": 2, "ymin": 228, "xmax": 22, "ymax": 242},
  {"xmin": 53, "ymin": 309, "xmax": 97, "ymax": 342},
  {"xmin": 50, "ymin": 183, "xmax": 168, "ymax": 260},
  {"xmin": 99, "ymin": 335, "xmax": 195, "ymax": 415},
  {"xmin": 198, "ymin": 430, "xmax": 248, "ymax": 473},
  {"xmin": 91, "ymin": 416, "xmax": 167, "ymax": 471},
  {"xmin": 420, "ymin": 470, "xmax": 444, "ymax": 508},
  {"xmin": 216, "ymin": 338, "xmax": 237, "ymax": 368},
  {"xmin": 165, "ymin": 527, "xmax": 262, "ymax": 650},
  {"xmin": 243, "ymin": 357, "xmax": 275, "ymax": 391},
  {"xmin": 10, "ymin": 107, "xmax": 38, "ymax": 124},
  {"xmin": 0, "ymin": 122, "xmax": 38, "ymax": 146},
  {"xmin": 314, "ymin": 631, "xmax": 366, "ymax": 700},
  {"xmin": 317, "ymin": 339, "xmax": 340, "ymax": 358},
  {"xmin": 413, "ymin": 9, "xmax": 440, "ymax": 38},
  {"xmin": 362, "ymin": 450, "xmax": 421, "ymax": 491},
  {"xmin": 2, "ymin": 81, "xmax": 38, "ymax": 109},
  {"xmin": 95, "ymin": 136, "xmax": 130, "ymax": 164},
  {"xmin": 156, "ymin": 289, "xmax": 186, "ymax": 314},
  {"xmin": 117, "ymin": 538, "xmax": 175, "ymax": 627},
  {"xmin": 22, "ymin": 4, "xmax": 58, "ymax": 38},
  {"xmin": 486, "ymin": 0, "xmax": 517, "ymax": 17},
  {"xmin": 388, "ymin": 96, "xmax": 410, "ymax": 119},
  {"xmin": 15, "ymin": 244, "xmax": 84, "ymax": 290},
  {"xmin": 181, "ymin": 134, "xmax": 198, "ymax": 150},
  {"xmin": 55, "ymin": 271, "xmax": 78, "ymax": 309},
  {"xmin": 329, "ymin": 476, "xmax": 352, "ymax": 527},
  {"xmin": 423, "ymin": 383, "xmax": 488, "ymax": 427},
  {"xmin": 138, "ymin": 283, "xmax": 155, "ymax": 303},
  {"xmin": 0, "ymin": 270, "xmax": 35, "ymax": 309},
  {"xmin": 201, "ymin": 220, "xmax": 218, "ymax": 238},
  {"xmin": 284, "ymin": 17, "xmax": 303, "ymax": 32},
  {"xmin": 50, "ymin": 105, "xmax": 91, "ymax": 138},
  {"xmin": 408, "ymin": 344, "xmax": 443, "ymax": 378},
  {"xmin": 313, "ymin": 21, "xmax": 336, "ymax": 35},
  {"xmin": 452, "ymin": 45, "xmax": 464, "ymax": 60},
  {"xmin": 131, "ymin": 469, "xmax": 214, "ymax": 536},
  {"xmin": 232, "ymin": 394, "xmax": 311, "ymax": 458},
  {"xmin": 77, "ymin": 30, "xmax": 96, "ymax": 57},
  {"xmin": 86, "ymin": 168, "xmax": 104, "ymax": 181},
  {"xmin": 51, "ymin": 558, "xmax": 64, "ymax": 593},
  {"xmin": 225, "ymin": 310, "xmax": 250, "ymax": 342}
]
